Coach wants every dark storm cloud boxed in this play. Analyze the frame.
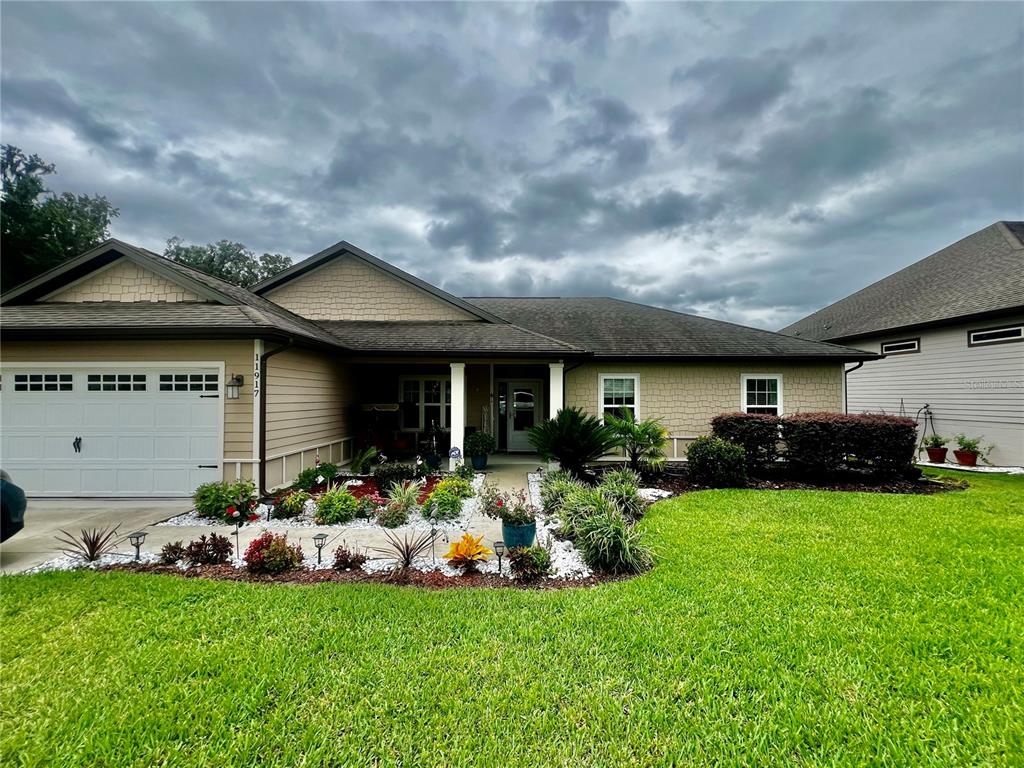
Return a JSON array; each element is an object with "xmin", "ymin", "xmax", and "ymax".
[{"xmin": 1, "ymin": 2, "xmax": 1020, "ymax": 327}]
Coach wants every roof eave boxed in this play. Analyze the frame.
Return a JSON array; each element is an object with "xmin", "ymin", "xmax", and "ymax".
[{"xmin": 815, "ymin": 304, "xmax": 1024, "ymax": 344}]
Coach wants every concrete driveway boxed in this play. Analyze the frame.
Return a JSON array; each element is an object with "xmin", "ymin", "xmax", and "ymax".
[{"xmin": 0, "ymin": 498, "xmax": 189, "ymax": 573}]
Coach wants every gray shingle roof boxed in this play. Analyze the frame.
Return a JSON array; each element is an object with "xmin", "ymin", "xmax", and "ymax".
[
  {"xmin": 781, "ymin": 221, "xmax": 1024, "ymax": 342},
  {"xmin": 467, "ymin": 297, "xmax": 870, "ymax": 359},
  {"xmin": 319, "ymin": 321, "xmax": 583, "ymax": 355},
  {"xmin": 0, "ymin": 302, "xmax": 289, "ymax": 334}
]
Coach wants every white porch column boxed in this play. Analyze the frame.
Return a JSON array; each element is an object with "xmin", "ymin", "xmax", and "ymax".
[
  {"xmin": 449, "ymin": 362, "xmax": 466, "ymax": 470},
  {"xmin": 549, "ymin": 362, "xmax": 564, "ymax": 419}
]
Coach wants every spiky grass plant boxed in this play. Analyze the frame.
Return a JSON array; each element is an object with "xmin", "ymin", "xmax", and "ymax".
[{"xmin": 55, "ymin": 525, "xmax": 121, "ymax": 563}]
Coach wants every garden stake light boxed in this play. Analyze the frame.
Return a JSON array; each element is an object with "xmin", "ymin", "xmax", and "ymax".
[
  {"xmin": 313, "ymin": 532, "xmax": 328, "ymax": 565},
  {"xmin": 430, "ymin": 515, "xmax": 438, "ymax": 563},
  {"xmin": 233, "ymin": 523, "xmax": 241, "ymax": 558},
  {"xmin": 128, "ymin": 531, "xmax": 147, "ymax": 561},
  {"xmin": 494, "ymin": 540, "xmax": 505, "ymax": 575}
]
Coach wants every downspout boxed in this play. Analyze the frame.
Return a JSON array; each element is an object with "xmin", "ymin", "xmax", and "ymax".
[
  {"xmin": 258, "ymin": 338, "xmax": 295, "ymax": 496},
  {"xmin": 843, "ymin": 361, "xmax": 864, "ymax": 414}
]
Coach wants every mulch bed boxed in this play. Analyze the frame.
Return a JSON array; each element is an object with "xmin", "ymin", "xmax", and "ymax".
[
  {"xmin": 102, "ymin": 561, "xmax": 626, "ymax": 590},
  {"xmin": 645, "ymin": 469, "xmax": 967, "ymax": 496},
  {"xmin": 297, "ymin": 475, "xmax": 441, "ymax": 503}
]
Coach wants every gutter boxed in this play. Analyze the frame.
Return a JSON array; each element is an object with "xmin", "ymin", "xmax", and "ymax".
[
  {"xmin": 258, "ymin": 337, "xmax": 295, "ymax": 496},
  {"xmin": 843, "ymin": 361, "xmax": 865, "ymax": 413}
]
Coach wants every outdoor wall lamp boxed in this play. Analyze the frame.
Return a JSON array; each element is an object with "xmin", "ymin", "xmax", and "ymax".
[
  {"xmin": 128, "ymin": 531, "xmax": 147, "ymax": 561},
  {"xmin": 313, "ymin": 533, "xmax": 328, "ymax": 565},
  {"xmin": 226, "ymin": 374, "xmax": 244, "ymax": 400},
  {"xmin": 494, "ymin": 540, "xmax": 505, "ymax": 575}
]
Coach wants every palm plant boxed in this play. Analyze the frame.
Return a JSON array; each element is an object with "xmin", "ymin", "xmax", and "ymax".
[
  {"xmin": 527, "ymin": 407, "xmax": 621, "ymax": 478},
  {"xmin": 603, "ymin": 408, "xmax": 668, "ymax": 473}
]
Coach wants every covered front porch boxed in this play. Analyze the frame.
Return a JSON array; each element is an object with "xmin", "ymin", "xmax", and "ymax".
[{"xmin": 349, "ymin": 359, "xmax": 565, "ymax": 470}]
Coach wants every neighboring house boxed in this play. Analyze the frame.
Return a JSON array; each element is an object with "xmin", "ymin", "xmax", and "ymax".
[
  {"xmin": 782, "ymin": 221, "xmax": 1024, "ymax": 466},
  {"xmin": 0, "ymin": 239, "xmax": 872, "ymax": 497}
]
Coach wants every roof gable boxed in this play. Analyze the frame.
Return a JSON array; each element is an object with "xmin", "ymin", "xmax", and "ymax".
[
  {"xmin": 42, "ymin": 257, "xmax": 206, "ymax": 303},
  {"xmin": 781, "ymin": 221, "xmax": 1024, "ymax": 342},
  {"xmin": 252, "ymin": 241, "xmax": 503, "ymax": 323}
]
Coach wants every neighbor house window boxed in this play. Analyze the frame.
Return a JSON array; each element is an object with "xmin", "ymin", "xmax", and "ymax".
[
  {"xmin": 968, "ymin": 325, "xmax": 1023, "ymax": 346},
  {"xmin": 742, "ymin": 374, "xmax": 782, "ymax": 415},
  {"xmin": 13, "ymin": 373, "xmax": 73, "ymax": 392},
  {"xmin": 881, "ymin": 338, "xmax": 920, "ymax": 355},
  {"xmin": 88, "ymin": 373, "xmax": 146, "ymax": 392},
  {"xmin": 600, "ymin": 374, "xmax": 638, "ymax": 419},
  {"xmin": 158, "ymin": 373, "xmax": 218, "ymax": 392},
  {"xmin": 400, "ymin": 377, "xmax": 451, "ymax": 431}
]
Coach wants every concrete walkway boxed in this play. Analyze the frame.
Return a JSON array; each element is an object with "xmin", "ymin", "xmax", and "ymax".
[{"xmin": 1, "ymin": 455, "xmax": 542, "ymax": 574}]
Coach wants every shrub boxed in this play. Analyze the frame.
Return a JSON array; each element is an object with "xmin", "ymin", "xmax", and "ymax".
[
  {"xmin": 357, "ymin": 493, "xmax": 385, "ymax": 518},
  {"xmin": 686, "ymin": 436, "xmax": 747, "ymax": 488},
  {"xmin": 294, "ymin": 463, "xmax": 339, "ymax": 491},
  {"xmin": 349, "ymin": 446, "xmax": 379, "ymax": 475},
  {"xmin": 55, "ymin": 525, "xmax": 120, "ymax": 563},
  {"xmin": 598, "ymin": 468, "xmax": 645, "ymax": 519},
  {"xmin": 193, "ymin": 481, "xmax": 234, "ymax": 519},
  {"xmin": 243, "ymin": 532, "xmax": 303, "ymax": 575},
  {"xmin": 453, "ymin": 462, "xmax": 476, "ymax": 481},
  {"xmin": 386, "ymin": 480, "xmax": 423, "ymax": 513},
  {"xmin": 558, "ymin": 486, "xmax": 618, "ymax": 539},
  {"xmin": 509, "ymin": 545, "xmax": 552, "ymax": 581},
  {"xmin": 539, "ymin": 471, "xmax": 586, "ymax": 515},
  {"xmin": 375, "ymin": 462, "xmax": 415, "ymax": 489},
  {"xmin": 314, "ymin": 487, "xmax": 360, "ymax": 524},
  {"xmin": 479, "ymin": 485, "xmax": 536, "ymax": 525},
  {"xmin": 434, "ymin": 476, "xmax": 474, "ymax": 499},
  {"xmin": 377, "ymin": 503, "xmax": 410, "ymax": 528},
  {"xmin": 575, "ymin": 509, "xmax": 653, "ymax": 574},
  {"xmin": 528, "ymin": 407, "xmax": 621, "ymax": 478},
  {"xmin": 159, "ymin": 540, "xmax": 185, "ymax": 565},
  {"xmin": 424, "ymin": 488, "xmax": 464, "ymax": 521},
  {"xmin": 779, "ymin": 413, "xmax": 848, "ymax": 475},
  {"xmin": 273, "ymin": 490, "xmax": 310, "ymax": 520},
  {"xmin": 465, "ymin": 430, "xmax": 496, "ymax": 457},
  {"xmin": 444, "ymin": 533, "xmax": 492, "ymax": 574},
  {"xmin": 780, "ymin": 412, "xmax": 918, "ymax": 476},
  {"xmin": 711, "ymin": 412, "xmax": 781, "ymax": 471},
  {"xmin": 372, "ymin": 529, "xmax": 435, "ymax": 571},
  {"xmin": 184, "ymin": 533, "xmax": 233, "ymax": 566},
  {"xmin": 603, "ymin": 409, "xmax": 668, "ymax": 472},
  {"xmin": 332, "ymin": 544, "xmax": 367, "ymax": 571}
]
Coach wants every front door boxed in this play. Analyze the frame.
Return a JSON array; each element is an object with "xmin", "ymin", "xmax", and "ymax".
[{"xmin": 506, "ymin": 381, "xmax": 540, "ymax": 452}]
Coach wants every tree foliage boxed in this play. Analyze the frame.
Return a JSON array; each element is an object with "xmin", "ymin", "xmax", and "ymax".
[
  {"xmin": 603, "ymin": 408, "xmax": 668, "ymax": 472},
  {"xmin": 163, "ymin": 237, "xmax": 290, "ymax": 288},
  {"xmin": 1, "ymin": 145, "xmax": 119, "ymax": 290},
  {"xmin": 528, "ymin": 407, "xmax": 622, "ymax": 478}
]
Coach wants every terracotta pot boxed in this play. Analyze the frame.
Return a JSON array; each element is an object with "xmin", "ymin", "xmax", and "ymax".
[
  {"xmin": 925, "ymin": 447, "xmax": 948, "ymax": 463},
  {"xmin": 954, "ymin": 449, "xmax": 978, "ymax": 467}
]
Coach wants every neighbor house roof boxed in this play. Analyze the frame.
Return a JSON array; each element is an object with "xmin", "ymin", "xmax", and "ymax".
[
  {"xmin": 467, "ymin": 297, "xmax": 872, "ymax": 360},
  {"xmin": 0, "ymin": 239, "xmax": 342, "ymax": 347},
  {"xmin": 781, "ymin": 221, "xmax": 1024, "ymax": 342},
  {"xmin": 318, "ymin": 321, "xmax": 583, "ymax": 356}
]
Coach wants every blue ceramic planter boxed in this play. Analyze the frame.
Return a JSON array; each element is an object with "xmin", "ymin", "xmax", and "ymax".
[
  {"xmin": 502, "ymin": 520, "xmax": 536, "ymax": 549},
  {"xmin": 471, "ymin": 454, "xmax": 488, "ymax": 470}
]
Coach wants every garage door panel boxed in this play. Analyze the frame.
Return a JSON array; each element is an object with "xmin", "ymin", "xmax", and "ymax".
[{"xmin": 1, "ymin": 366, "xmax": 223, "ymax": 496}]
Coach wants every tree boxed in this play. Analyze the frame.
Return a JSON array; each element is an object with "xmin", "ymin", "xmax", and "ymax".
[
  {"xmin": 163, "ymin": 237, "xmax": 290, "ymax": 288},
  {"xmin": 1, "ymin": 145, "xmax": 119, "ymax": 290},
  {"xmin": 604, "ymin": 408, "xmax": 669, "ymax": 472}
]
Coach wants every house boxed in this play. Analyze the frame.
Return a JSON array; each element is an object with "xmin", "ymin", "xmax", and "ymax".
[
  {"xmin": 0, "ymin": 239, "xmax": 873, "ymax": 497},
  {"xmin": 782, "ymin": 221, "xmax": 1024, "ymax": 466}
]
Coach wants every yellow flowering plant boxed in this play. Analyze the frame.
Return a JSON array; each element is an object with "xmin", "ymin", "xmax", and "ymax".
[{"xmin": 444, "ymin": 533, "xmax": 493, "ymax": 573}]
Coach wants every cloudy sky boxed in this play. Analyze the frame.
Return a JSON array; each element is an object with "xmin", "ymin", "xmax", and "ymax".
[{"xmin": 2, "ymin": 2, "xmax": 1021, "ymax": 329}]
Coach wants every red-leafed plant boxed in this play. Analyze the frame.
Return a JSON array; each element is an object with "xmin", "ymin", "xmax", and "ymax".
[{"xmin": 243, "ymin": 532, "xmax": 304, "ymax": 575}]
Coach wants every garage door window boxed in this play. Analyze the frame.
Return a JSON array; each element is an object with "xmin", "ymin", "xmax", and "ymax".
[
  {"xmin": 159, "ymin": 373, "xmax": 219, "ymax": 392},
  {"xmin": 14, "ymin": 373, "xmax": 73, "ymax": 392},
  {"xmin": 88, "ymin": 373, "xmax": 146, "ymax": 392}
]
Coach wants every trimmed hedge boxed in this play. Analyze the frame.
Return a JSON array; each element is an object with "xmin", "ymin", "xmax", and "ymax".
[
  {"xmin": 780, "ymin": 412, "xmax": 917, "ymax": 476},
  {"xmin": 710, "ymin": 412, "xmax": 780, "ymax": 471},
  {"xmin": 686, "ymin": 436, "xmax": 747, "ymax": 488}
]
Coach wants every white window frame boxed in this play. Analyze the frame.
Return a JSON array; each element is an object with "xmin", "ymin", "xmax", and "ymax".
[
  {"xmin": 598, "ymin": 373, "xmax": 640, "ymax": 420},
  {"xmin": 880, "ymin": 338, "xmax": 920, "ymax": 355},
  {"xmin": 740, "ymin": 373, "xmax": 783, "ymax": 416},
  {"xmin": 968, "ymin": 325, "xmax": 1023, "ymax": 347},
  {"xmin": 398, "ymin": 376, "xmax": 452, "ymax": 432}
]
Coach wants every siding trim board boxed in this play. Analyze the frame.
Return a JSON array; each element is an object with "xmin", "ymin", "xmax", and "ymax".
[{"xmin": 967, "ymin": 324, "xmax": 1024, "ymax": 348}]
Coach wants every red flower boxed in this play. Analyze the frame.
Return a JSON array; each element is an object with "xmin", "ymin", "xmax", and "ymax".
[
  {"xmin": 496, "ymin": 499, "xmax": 503, "ymax": 507},
  {"xmin": 227, "ymin": 506, "xmax": 236, "ymax": 514},
  {"xmin": 248, "ymin": 514, "xmax": 259, "ymax": 521}
]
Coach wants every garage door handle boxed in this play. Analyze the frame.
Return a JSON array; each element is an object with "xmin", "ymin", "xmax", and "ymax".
[
  {"xmin": 73, "ymin": 436, "xmax": 82, "ymax": 453},
  {"xmin": 197, "ymin": 464, "xmax": 218, "ymax": 469},
  {"xmin": 199, "ymin": 394, "xmax": 220, "ymax": 399}
]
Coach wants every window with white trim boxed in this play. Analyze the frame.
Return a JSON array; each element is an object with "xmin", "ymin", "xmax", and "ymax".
[
  {"xmin": 399, "ymin": 377, "xmax": 452, "ymax": 431},
  {"xmin": 88, "ymin": 373, "xmax": 146, "ymax": 392},
  {"xmin": 742, "ymin": 375, "xmax": 782, "ymax": 415},
  {"xmin": 968, "ymin": 325, "xmax": 1023, "ymax": 346},
  {"xmin": 158, "ymin": 373, "xmax": 219, "ymax": 392},
  {"xmin": 13, "ymin": 373, "xmax": 73, "ymax": 392},
  {"xmin": 600, "ymin": 374, "xmax": 638, "ymax": 419},
  {"xmin": 881, "ymin": 338, "xmax": 919, "ymax": 355}
]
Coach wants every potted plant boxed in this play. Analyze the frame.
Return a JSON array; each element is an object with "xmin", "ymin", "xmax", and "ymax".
[
  {"xmin": 480, "ymin": 483, "xmax": 537, "ymax": 548},
  {"xmin": 953, "ymin": 434, "xmax": 990, "ymax": 467},
  {"xmin": 423, "ymin": 422, "xmax": 443, "ymax": 471},
  {"xmin": 922, "ymin": 434, "xmax": 949, "ymax": 464},
  {"xmin": 465, "ymin": 431, "xmax": 496, "ymax": 470}
]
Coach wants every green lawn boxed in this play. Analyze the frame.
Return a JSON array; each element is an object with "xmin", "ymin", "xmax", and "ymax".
[{"xmin": 2, "ymin": 470, "xmax": 1022, "ymax": 767}]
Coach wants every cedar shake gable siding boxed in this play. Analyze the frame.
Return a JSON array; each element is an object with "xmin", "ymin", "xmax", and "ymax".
[{"xmin": 44, "ymin": 259, "xmax": 205, "ymax": 303}]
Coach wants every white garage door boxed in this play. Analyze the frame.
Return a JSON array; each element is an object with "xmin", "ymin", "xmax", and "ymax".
[{"xmin": 0, "ymin": 366, "xmax": 223, "ymax": 496}]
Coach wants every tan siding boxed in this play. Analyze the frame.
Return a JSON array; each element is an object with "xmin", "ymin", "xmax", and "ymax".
[
  {"xmin": 565, "ymin": 362, "xmax": 843, "ymax": 438},
  {"xmin": 264, "ymin": 256, "xmax": 475, "ymax": 321},
  {"xmin": 44, "ymin": 259, "xmax": 204, "ymax": 303},
  {"xmin": 264, "ymin": 348, "xmax": 356, "ymax": 462},
  {"xmin": 0, "ymin": 340, "xmax": 255, "ymax": 480},
  {"xmin": 846, "ymin": 314, "xmax": 1024, "ymax": 465}
]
